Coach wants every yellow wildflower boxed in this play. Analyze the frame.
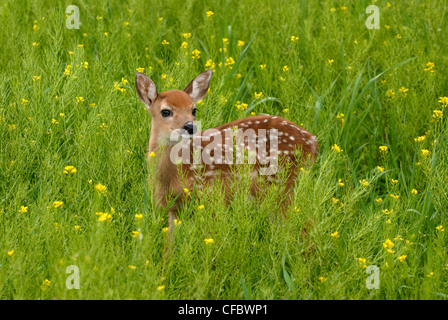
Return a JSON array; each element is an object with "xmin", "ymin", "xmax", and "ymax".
[
  {"xmin": 64, "ymin": 165, "xmax": 77, "ymax": 174},
  {"xmin": 379, "ymin": 146, "xmax": 388, "ymax": 153},
  {"xmin": 53, "ymin": 201, "xmax": 63, "ymax": 208},
  {"xmin": 19, "ymin": 206, "xmax": 28, "ymax": 213},
  {"xmin": 383, "ymin": 239, "xmax": 395, "ymax": 253},
  {"xmin": 433, "ymin": 110, "xmax": 443, "ymax": 119},
  {"xmin": 204, "ymin": 238, "xmax": 215, "ymax": 244},
  {"xmin": 330, "ymin": 231, "xmax": 340, "ymax": 238},
  {"xmin": 359, "ymin": 179, "xmax": 369, "ymax": 187},
  {"xmin": 331, "ymin": 144, "xmax": 343, "ymax": 153}
]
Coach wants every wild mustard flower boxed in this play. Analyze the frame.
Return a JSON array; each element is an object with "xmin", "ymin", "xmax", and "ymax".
[
  {"xmin": 398, "ymin": 255, "xmax": 407, "ymax": 262},
  {"xmin": 386, "ymin": 89, "xmax": 395, "ymax": 99},
  {"xmin": 411, "ymin": 189, "xmax": 418, "ymax": 195},
  {"xmin": 181, "ymin": 33, "xmax": 191, "ymax": 39},
  {"xmin": 204, "ymin": 238, "xmax": 215, "ymax": 244},
  {"xmin": 424, "ymin": 62, "xmax": 435, "ymax": 72},
  {"xmin": 135, "ymin": 213, "xmax": 143, "ymax": 220},
  {"xmin": 260, "ymin": 64, "xmax": 266, "ymax": 70},
  {"xmin": 225, "ymin": 57, "xmax": 235, "ymax": 67},
  {"xmin": 97, "ymin": 212, "xmax": 112, "ymax": 222},
  {"xmin": 206, "ymin": 10, "xmax": 214, "ymax": 18},
  {"xmin": 237, "ymin": 40, "xmax": 245, "ymax": 46},
  {"xmin": 375, "ymin": 198, "xmax": 383, "ymax": 203},
  {"xmin": 149, "ymin": 152, "xmax": 156, "ymax": 158},
  {"xmin": 433, "ymin": 110, "xmax": 443, "ymax": 119},
  {"xmin": 336, "ymin": 113, "xmax": 344, "ymax": 125},
  {"xmin": 359, "ymin": 179, "xmax": 369, "ymax": 186},
  {"xmin": 157, "ymin": 285, "xmax": 165, "ymax": 290},
  {"xmin": 421, "ymin": 149, "xmax": 430, "ymax": 157},
  {"xmin": 235, "ymin": 101, "xmax": 248, "ymax": 110},
  {"xmin": 331, "ymin": 144, "xmax": 343, "ymax": 153},
  {"xmin": 191, "ymin": 49, "xmax": 201, "ymax": 59},
  {"xmin": 197, "ymin": 205, "xmax": 205, "ymax": 210},
  {"xmin": 318, "ymin": 276, "xmax": 328, "ymax": 282},
  {"xmin": 328, "ymin": 59, "xmax": 334, "ymax": 64},
  {"xmin": 391, "ymin": 178, "xmax": 398, "ymax": 184},
  {"xmin": 436, "ymin": 225, "xmax": 445, "ymax": 232},
  {"xmin": 7, "ymin": 250, "xmax": 15, "ymax": 257},
  {"xmin": 414, "ymin": 135, "xmax": 426, "ymax": 142},
  {"xmin": 383, "ymin": 239, "xmax": 395, "ymax": 253},
  {"xmin": 161, "ymin": 40, "xmax": 169, "ymax": 45},
  {"xmin": 254, "ymin": 92, "xmax": 263, "ymax": 99},
  {"xmin": 162, "ymin": 227, "xmax": 169, "ymax": 233},
  {"xmin": 283, "ymin": 65, "xmax": 289, "ymax": 72},
  {"xmin": 41, "ymin": 279, "xmax": 51, "ymax": 290},
  {"xmin": 398, "ymin": 87, "xmax": 409, "ymax": 97},
  {"xmin": 136, "ymin": 67, "xmax": 145, "ymax": 73},
  {"xmin": 330, "ymin": 231, "xmax": 340, "ymax": 238},
  {"xmin": 338, "ymin": 179, "xmax": 344, "ymax": 187},
  {"xmin": 379, "ymin": 146, "xmax": 388, "ymax": 153},
  {"xmin": 18, "ymin": 206, "xmax": 28, "ymax": 213},
  {"xmin": 53, "ymin": 201, "xmax": 63, "ymax": 208},
  {"xmin": 282, "ymin": 109, "xmax": 289, "ymax": 113},
  {"xmin": 131, "ymin": 231, "xmax": 140, "ymax": 238},
  {"xmin": 438, "ymin": 96, "xmax": 448, "ymax": 106},
  {"xmin": 290, "ymin": 36, "xmax": 299, "ymax": 42},
  {"xmin": 94, "ymin": 183, "xmax": 107, "ymax": 193},
  {"xmin": 376, "ymin": 166, "xmax": 385, "ymax": 172},
  {"xmin": 181, "ymin": 41, "xmax": 188, "ymax": 49}
]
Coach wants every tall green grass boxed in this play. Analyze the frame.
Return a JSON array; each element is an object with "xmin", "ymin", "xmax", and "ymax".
[{"xmin": 0, "ymin": 0, "xmax": 447, "ymax": 299}]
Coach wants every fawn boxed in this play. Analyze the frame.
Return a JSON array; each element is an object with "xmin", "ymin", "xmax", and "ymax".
[{"xmin": 135, "ymin": 69, "xmax": 318, "ymax": 233}]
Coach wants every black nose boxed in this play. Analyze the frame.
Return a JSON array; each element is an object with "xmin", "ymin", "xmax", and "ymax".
[{"xmin": 183, "ymin": 122, "xmax": 196, "ymax": 135}]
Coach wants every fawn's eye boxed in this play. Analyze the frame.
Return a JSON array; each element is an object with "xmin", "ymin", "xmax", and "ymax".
[
  {"xmin": 161, "ymin": 109, "xmax": 171, "ymax": 117},
  {"xmin": 192, "ymin": 108, "xmax": 196, "ymax": 117}
]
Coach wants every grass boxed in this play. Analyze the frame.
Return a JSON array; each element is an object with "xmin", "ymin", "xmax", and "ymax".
[{"xmin": 0, "ymin": 0, "xmax": 447, "ymax": 299}]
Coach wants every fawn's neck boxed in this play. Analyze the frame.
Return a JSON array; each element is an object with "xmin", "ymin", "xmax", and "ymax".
[{"xmin": 148, "ymin": 121, "xmax": 178, "ymax": 188}]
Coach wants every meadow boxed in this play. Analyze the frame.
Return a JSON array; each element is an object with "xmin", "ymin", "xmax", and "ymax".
[{"xmin": 0, "ymin": 0, "xmax": 447, "ymax": 299}]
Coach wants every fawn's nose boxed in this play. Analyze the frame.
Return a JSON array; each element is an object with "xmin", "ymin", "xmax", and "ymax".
[{"xmin": 182, "ymin": 122, "xmax": 196, "ymax": 135}]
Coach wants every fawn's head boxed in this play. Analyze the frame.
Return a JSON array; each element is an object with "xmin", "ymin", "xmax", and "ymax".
[{"xmin": 135, "ymin": 69, "xmax": 212, "ymax": 144}]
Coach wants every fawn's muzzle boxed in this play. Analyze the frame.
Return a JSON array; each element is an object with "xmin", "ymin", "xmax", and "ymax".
[{"xmin": 182, "ymin": 122, "xmax": 196, "ymax": 135}]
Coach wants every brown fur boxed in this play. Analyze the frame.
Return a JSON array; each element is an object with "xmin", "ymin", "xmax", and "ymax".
[{"xmin": 135, "ymin": 70, "xmax": 318, "ymax": 234}]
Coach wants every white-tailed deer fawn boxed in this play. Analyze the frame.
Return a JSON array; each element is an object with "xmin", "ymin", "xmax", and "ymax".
[{"xmin": 135, "ymin": 70, "xmax": 318, "ymax": 233}]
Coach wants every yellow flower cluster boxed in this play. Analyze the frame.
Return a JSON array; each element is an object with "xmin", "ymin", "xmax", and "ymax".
[{"xmin": 235, "ymin": 101, "xmax": 248, "ymax": 110}]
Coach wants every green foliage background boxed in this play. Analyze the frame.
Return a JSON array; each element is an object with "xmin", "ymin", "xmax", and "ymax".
[{"xmin": 0, "ymin": 0, "xmax": 447, "ymax": 299}]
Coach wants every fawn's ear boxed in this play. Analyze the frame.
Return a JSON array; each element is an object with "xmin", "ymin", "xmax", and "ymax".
[
  {"xmin": 184, "ymin": 69, "xmax": 213, "ymax": 103},
  {"xmin": 135, "ymin": 72, "xmax": 158, "ymax": 110}
]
